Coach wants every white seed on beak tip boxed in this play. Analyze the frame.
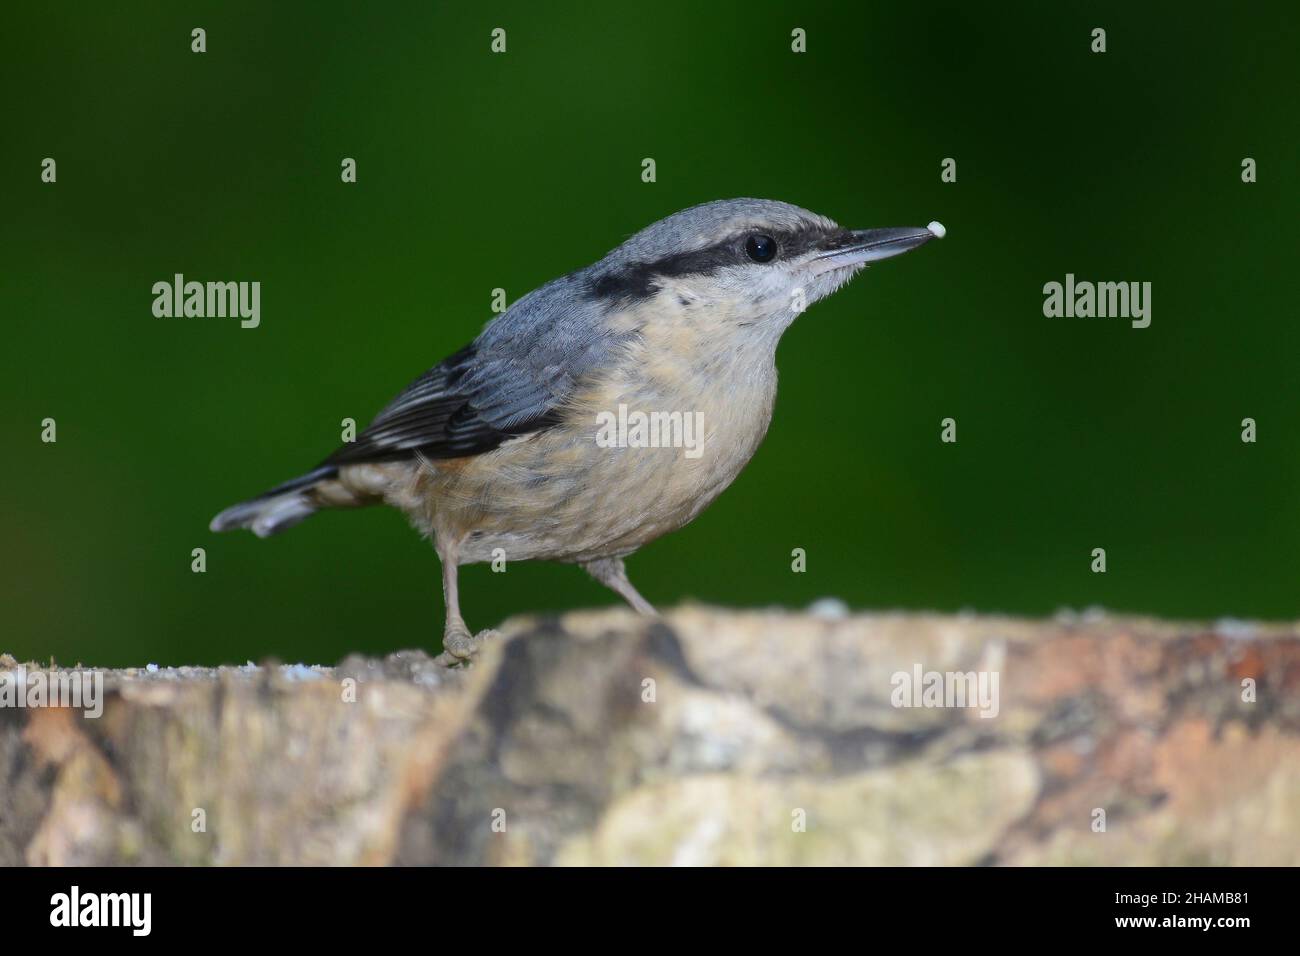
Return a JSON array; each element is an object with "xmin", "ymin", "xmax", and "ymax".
[{"xmin": 927, "ymin": 220, "xmax": 946, "ymax": 239}]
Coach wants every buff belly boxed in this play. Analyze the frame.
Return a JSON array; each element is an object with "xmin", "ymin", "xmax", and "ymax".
[{"xmin": 334, "ymin": 379, "xmax": 772, "ymax": 564}]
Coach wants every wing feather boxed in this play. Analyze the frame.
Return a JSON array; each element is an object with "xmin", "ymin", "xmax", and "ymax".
[{"xmin": 322, "ymin": 273, "xmax": 626, "ymax": 467}]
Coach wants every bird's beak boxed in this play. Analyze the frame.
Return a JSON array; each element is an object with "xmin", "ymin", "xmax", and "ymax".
[{"xmin": 810, "ymin": 221, "xmax": 945, "ymax": 274}]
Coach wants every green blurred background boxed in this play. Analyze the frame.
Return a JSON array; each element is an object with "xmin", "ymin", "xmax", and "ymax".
[{"xmin": 3, "ymin": 3, "xmax": 1297, "ymax": 666}]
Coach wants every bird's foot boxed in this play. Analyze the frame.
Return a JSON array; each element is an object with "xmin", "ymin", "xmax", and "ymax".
[{"xmin": 436, "ymin": 623, "xmax": 501, "ymax": 667}]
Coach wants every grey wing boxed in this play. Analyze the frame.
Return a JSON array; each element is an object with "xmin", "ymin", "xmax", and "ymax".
[
  {"xmin": 324, "ymin": 278, "xmax": 621, "ymax": 466},
  {"xmin": 323, "ymin": 344, "xmax": 566, "ymax": 465}
]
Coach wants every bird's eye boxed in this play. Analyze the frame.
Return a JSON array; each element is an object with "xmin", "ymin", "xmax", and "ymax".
[{"xmin": 744, "ymin": 234, "xmax": 777, "ymax": 263}]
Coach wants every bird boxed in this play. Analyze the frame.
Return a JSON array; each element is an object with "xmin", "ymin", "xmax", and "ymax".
[{"xmin": 210, "ymin": 198, "xmax": 944, "ymax": 663}]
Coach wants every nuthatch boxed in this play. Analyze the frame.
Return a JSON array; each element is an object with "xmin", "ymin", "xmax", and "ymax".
[{"xmin": 211, "ymin": 199, "xmax": 944, "ymax": 661}]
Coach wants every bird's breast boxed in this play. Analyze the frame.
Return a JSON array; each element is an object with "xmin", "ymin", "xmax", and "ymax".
[{"xmin": 417, "ymin": 300, "xmax": 782, "ymax": 563}]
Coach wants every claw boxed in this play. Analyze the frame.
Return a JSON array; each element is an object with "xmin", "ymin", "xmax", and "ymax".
[{"xmin": 436, "ymin": 625, "xmax": 500, "ymax": 667}]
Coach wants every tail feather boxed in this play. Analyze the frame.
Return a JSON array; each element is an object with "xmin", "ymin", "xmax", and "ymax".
[{"xmin": 210, "ymin": 465, "xmax": 338, "ymax": 537}]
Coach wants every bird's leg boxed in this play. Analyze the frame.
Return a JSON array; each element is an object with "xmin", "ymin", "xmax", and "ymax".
[
  {"xmin": 583, "ymin": 557, "xmax": 658, "ymax": 616},
  {"xmin": 434, "ymin": 534, "xmax": 497, "ymax": 665}
]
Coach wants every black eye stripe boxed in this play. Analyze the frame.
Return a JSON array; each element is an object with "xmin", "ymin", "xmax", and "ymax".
[{"xmin": 588, "ymin": 225, "xmax": 837, "ymax": 303}]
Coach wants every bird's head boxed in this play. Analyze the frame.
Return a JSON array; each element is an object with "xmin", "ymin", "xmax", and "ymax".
[{"xmin": 585, "ymin": 198, "xmax": 943, "ymax": 338}]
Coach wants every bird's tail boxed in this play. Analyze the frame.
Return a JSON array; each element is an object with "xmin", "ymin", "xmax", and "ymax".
[{"xmin": 209, "ymin": 465, "xmax": 339, "ymax": 538}]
